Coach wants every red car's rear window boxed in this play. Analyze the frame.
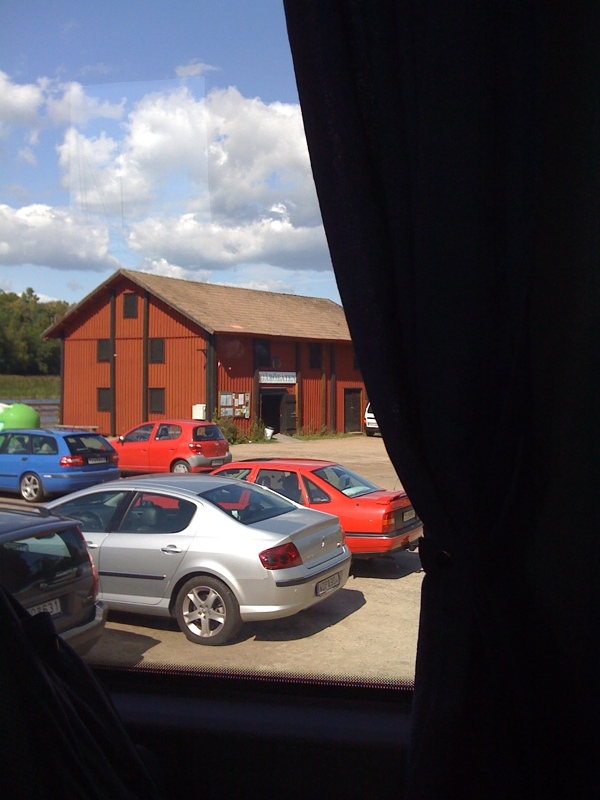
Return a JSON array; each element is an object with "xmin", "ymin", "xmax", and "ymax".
[{"xmin": 192, "ymin": 425, "xmax": 225, "ymax": 442}]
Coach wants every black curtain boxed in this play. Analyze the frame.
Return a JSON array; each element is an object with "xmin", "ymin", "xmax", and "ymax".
[{"xmin": 284, "ymin": 3, "xmax": 600, "ymax": 798}]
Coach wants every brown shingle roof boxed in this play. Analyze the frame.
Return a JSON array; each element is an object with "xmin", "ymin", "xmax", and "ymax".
[{"xmin": 44, "ymin": 269, "xmax": 352, "ymax": 342}]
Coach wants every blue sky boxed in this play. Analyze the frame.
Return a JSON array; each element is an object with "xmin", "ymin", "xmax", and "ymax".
[{"xmin": 0, "ymin": 1, "xmax": 340, "ymax": 305}]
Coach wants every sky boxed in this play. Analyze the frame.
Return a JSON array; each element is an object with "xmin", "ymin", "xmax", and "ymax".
[{"xmin": 0, "ymin": 1, "xmax": 340, "ymax": 306}]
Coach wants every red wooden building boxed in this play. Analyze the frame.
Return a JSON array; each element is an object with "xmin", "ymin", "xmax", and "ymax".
[{"xmin": 44, "ymin": 269, "xmax": 367, "ymax": 438}]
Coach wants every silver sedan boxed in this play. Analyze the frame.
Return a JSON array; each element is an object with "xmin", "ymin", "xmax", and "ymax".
[{"xmin": 45, "ymin": 474, "xmax": 352, "ymax": 645}]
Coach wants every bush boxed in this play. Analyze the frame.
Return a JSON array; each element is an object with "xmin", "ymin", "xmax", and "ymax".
[
  {"xmin": 249, "ymin": 418, "xmax": 266, "ymax": 441},
  {"xmin": 212, "ymin": 416, "xmax": 244, "ymax": 444}
]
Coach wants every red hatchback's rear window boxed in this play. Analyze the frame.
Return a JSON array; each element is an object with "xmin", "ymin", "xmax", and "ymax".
[{"xmin": 193, "ymin": 425, "xmax": 225, "ymax": 442}]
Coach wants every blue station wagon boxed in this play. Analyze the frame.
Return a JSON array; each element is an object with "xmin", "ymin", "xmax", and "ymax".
[{"xmin": 0, "ymin": 429, "xmax": 120, "ymax": 502}]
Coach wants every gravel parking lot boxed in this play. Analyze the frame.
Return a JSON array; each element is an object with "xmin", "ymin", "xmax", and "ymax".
[{"xmin": 84, "ymin": 433, "xmax": 424, "ymax": 685}]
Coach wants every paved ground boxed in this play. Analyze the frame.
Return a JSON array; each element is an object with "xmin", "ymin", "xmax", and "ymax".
[{"xmin": 85, "ymin": 433, "xmax": 424, "ymax": 684}]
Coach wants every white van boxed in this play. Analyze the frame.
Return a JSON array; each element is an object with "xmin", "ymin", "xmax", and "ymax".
[{"xmin": 364, "ymin": 402, "xmax": 379, "ymax": 436}]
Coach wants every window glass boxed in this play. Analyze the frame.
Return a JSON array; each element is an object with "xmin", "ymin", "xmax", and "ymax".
[
  {"xmin": 123, "ymin": 293, "xmax": 138, "ymax": 319},
  {"xmin": 118, "ymin": 492, "xmax": 194, "ymax": 533},
  {"xmin": 1, "ymin": 2, "xmax": 422, "ymax": 689},
  {"xmin": 257, "ymin": 469, "xmax": 303, "ymax": 503},
  {"xmin": 149, "ymin": 388, "xmax": 165, "ymax": 414},
  {"xmin": 309, "ymin": 343, "xmax": 322, "ymax": 370},
  {"xmin": 6, "ymin": 434, "xmax": 30, "ymax": 454},
  {"xmin": 64, "ymin": 435, "xmax": 111, "ymax": 455},
  {"xmin": 32, "ymin": 435, "xmax": 59, "ymax": 455},
  {"xmin": 303, "ymin": 476, "xmax": 330, "ymax": 504},
  {"xmin": 193, "ymin": 425, "xmax": 225, "ymax": 441},
  {"xmin": 200, "ymin": 481, "xmax": 294, "ymax": 524},
  {"xmin": 253, "ymin": 339, "xmax": 271, "ymax": 369},
  {"xmin": 97, "ymin": 388, "xmax": 112, "ymax": 413},
  {"xmin": 0, "ymin": 527, "xmax": 87, "ymax": 596},
  {"xmin": 215, "ymin": 467, "xmax": 252, "ymax": 480},
  {"xmin": 124, "ymin": 424, "xmax": 155, "ymax": 443},
  {"xmin": 312, "ymin": 465, "xmax": 379, "ymax": 498},
  {"xmin": 149, "ymin": 338, "xmax": 165, "ymax": 364},
  {"xmin": 155, "ymin": 424, "xmax": 182, "ymax": 441},
  {"xmin": 52, "ymin": 491, "xmax": 130, "ymax": 532},
  {"xmin": 97, "ymin": 339, "xmax": 111, "ymax": 363}
]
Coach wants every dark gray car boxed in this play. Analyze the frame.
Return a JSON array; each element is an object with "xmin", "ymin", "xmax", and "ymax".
[{"xmin": 0, "ymin": 505, "xmax": 106, "ymax": 655}]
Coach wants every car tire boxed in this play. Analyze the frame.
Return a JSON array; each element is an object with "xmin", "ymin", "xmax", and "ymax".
[
  {"xmin": 171, "ymin": 460, "xmax": 191, "ymax": 473},
  {"xmin": 365, "ymin": 430, "xmax": 375, "ymax": 437},
  {"xmin": 20, "ymin": 472, "xmax": 45, "ymax": 503},
  {"xmin": 175, "ymin": 576, "xmax": 242, "ymax": 646}
]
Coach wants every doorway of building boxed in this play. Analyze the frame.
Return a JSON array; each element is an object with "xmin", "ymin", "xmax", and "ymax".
[
  {"xmin": 344, "ymin": 388, "xmax": 362, "ymax": 433},
  {"xmin": 259, "ymin": 389, "xmax": 297, "ymax": 435}
]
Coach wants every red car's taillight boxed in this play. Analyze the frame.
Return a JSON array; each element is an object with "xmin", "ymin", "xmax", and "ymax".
[
  {"xmin": 382, "ymin": 510, "xmax": 398, "ymax": 533},
  {"xmin": 188, "ymin": 442, "xmax": 203, "ymax": 453},
  {"xmin": 259, "ymin": 542, "xmax": 303, "ymax": 570},
  {"xmin": 60, "ymin": 455, "xmax": 85, "ymax": 467}
]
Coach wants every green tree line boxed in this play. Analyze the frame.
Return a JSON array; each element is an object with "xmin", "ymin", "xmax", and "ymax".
[{"xmin": 0, "ymin": 288, "xmax": 69, "ymax": 375}]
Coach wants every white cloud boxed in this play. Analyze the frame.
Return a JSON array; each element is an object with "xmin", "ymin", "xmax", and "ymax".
[
  {"xmin": 0, "ymin": 71, "xmax": 44, "ymax": 127},
  {"xmin": 128, "ymin": 213, "xmax": 328, "ymax": 271},
  {"xmin": 17, "ymin": 147, "xmax": 37, "ymax": 165},
  {"xmin": 0, "ymin": 204, "xmax": 121, "ymax": 271},
  {"xmin": 175, "ymin": 61, "xmax": 217, "ymax": 79},
  {"xmin": 46, "ymin": 82, "xmax": 125, "ymax": 126},
  {"xmin": 1, "ymin": 74, "xmax": 333, "ymax": 294}
]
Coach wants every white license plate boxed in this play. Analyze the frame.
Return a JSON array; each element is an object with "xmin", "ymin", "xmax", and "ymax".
[
  {"xmin": 403, "ymin": 509, "xmax": 416, "ymax": 522},
  {"xmin": 315, "ymin": 572, "xmax": 341, "ymax": 597},
  {"xmin": 212, "ymin": 459, "xmax": 224, "ymax": 466},
  {"xmin": 27, "ymin": 598, "xmax": 61, "ymax": 617},
  {"xmin": 88, "ymin": 456, "xmax": 107, "ymax": 464}
]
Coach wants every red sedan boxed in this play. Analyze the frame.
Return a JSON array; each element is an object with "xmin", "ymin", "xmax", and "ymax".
[{"xmin": 211, "ymin": 458, "xmax": 423, "ymax": 558}]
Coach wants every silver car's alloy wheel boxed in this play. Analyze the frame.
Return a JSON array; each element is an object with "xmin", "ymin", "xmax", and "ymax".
[
  {"xmin": 171, "ymin": 460, "xmax": 191, "ymax": 473},
  {"xmin": 175, "ymin": 576, "xmax": 242, "ymax": 646},
  {"xmin": 20, "ymin": 472, "xmax": 45, "ymax": 503}
]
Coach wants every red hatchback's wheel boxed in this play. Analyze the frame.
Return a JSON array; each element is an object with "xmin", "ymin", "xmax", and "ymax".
[{"xmin": 171, "ymin": 460, "xmax": 190, "ymax": 473}]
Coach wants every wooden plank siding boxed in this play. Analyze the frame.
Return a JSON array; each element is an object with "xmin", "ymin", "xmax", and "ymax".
[{"xmin": 48, "ymin": 270, "xmax": 367, "ymax": 438}]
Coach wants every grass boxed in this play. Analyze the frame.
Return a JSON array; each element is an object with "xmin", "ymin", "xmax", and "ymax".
[
  {"xmin": 293, "ymin": 428, "xmax": 356, "ymax": 441},
  {"xmin": 0, "ymin": 374, "xmax": 60, "ymax": 400}
]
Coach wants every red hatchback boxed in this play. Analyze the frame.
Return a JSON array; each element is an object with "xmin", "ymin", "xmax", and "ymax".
[
  {"xmin": 116, "ymin": 420, "xmax": 232, "ymax": 474},
  {"xmin": 212, "ymin": 458, "xmax": 423, "ymax": 558}
]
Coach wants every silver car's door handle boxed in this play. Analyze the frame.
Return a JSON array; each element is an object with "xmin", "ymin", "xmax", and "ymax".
[
  {"xmin": 161, "ymin": 544, "xmax": 182, "ymax": 554},
  {"xmin": 86, "ymin": 541, "xmax": 99, "ymax": 549}
]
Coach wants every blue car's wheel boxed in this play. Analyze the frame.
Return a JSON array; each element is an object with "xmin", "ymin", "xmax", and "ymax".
[{"xmin": 20, "ymin": 472, "xmax": 45, "ymax": 503}]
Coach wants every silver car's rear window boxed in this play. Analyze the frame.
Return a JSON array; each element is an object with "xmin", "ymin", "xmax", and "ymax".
[{"xmin": 199, "ymin": 482, "xmax": 294, "ymax": 525}]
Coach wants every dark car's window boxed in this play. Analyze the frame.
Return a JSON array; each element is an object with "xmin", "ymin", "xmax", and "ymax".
[
  {"xmin": 55, "ymin": 491, "xmax": 130, "ymax": 532},
  {"xmin": 64, "ymin": 434, "xmax": 112, "ymax": 455},
  {"xmin": 200, "ymin": 482, "xmax": 294, "ymax": 525},
  {"xmin": 193, "ymin": 425, "xmax": 225, "ymax": 442},
  {"xmin": 0, "ymin": 526, "xmax": 87, "ymax": 597},
  {"xmin": 302, "ymin": 476, "xmax": 331, "ymax": 505},
  {"xmin": 312, "ymin": 465, "xmax": 379, "ymax": 499}
]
